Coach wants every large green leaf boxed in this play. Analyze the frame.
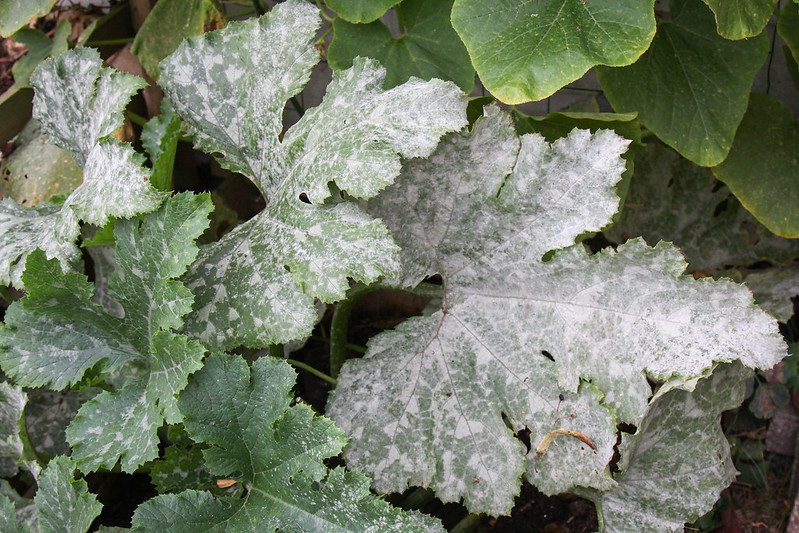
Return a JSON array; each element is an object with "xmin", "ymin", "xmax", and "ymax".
[
  {"xmin": 604, "ymin": 143, "xmax": 799, "ymax": 272},
  {"xmin": 597, "ymin": 0, "xmax": 769, "ymax": 166},
  {"xmin": 0, "ymin": 48, "xmax": 167, "ymax": 289},
  {"xmin": 450, "ymin": 0, "xmax": 656, "ymax": 103},
  {"xmin": 328, "ymin": 0, "xmax": 474, "ymax": 91},
  {"xmin": 712, "ymin": 93, "xmax": 799, "ymax": 238},
  {"xmin": 132, "ymin": 355, "xmax": 445, "ymax": 532},
  {"xmin": 328, "ymin": 106, "xmax": 786, "ymax": 516},
  {"xmin": 159, "ymin": 0, "xmax": 467, "ymax": 350},
  {"xmin": 0, "ymin": 0, "xmax": 57, "ymax": 37},
  {"xmin": 326, "ymin": 0, "xmax": 401, "ymax": 23},
  {"xmin": 593, "ymin": 363, "xmax": 747, "ymax": 531},
  {"xmin": 780, "ymin": 1, "xmax": 799, "ymax": 69},
  {"xmin": 131, "ymin": 0, "xmax": 226, "ymax": 80},
  {"xmin": 701, "ymin": 0, "xmax": 776, "ymax": 39},
  {"xmin": 0, "ymin": 193, "xmax": 213, "ymax": 472},
  {"xmin": 34, "ymin": 455, "xmax": 103, "ymax": 533}
]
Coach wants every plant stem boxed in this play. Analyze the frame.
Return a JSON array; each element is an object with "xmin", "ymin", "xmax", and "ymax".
[
  {"xmin": 450, "ymin": 513, "xmax": 482, "ymax": 533},
  {"xmin": 83, "ymin": 37, "xmax": 135, "ymax": 46},
  {"xmin": 285, "ymin": 359, "xmax": 337, "ymax": 385},
  {"xmin": 252, "ymin": 0, "xmax": 266, "ymax": 16},
  {"xmin": 399, "ymin": 487, "xmax": 435, "ymax": 510},
  {"xmin": 16, "ymin": 410, "xmax": 44, "ymax": 473},
  {"xmin": 290, "ymin": 96, "xmax": 305, "ymax": 117},
  {"xmin": 329, "ymin": 281, "xmax": 444, "ymax": 379},
  {"xmin": 315, "ymin": 0, "xmax": 336, "ymax": 23}
]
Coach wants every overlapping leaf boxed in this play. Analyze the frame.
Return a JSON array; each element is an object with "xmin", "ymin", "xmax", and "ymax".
[
  {"xmin": 328, "ymin": 0, "xmax": 475, "ymax": 91},
  {"xmin": 132, "ymin": 355, "xmax": 445, "ymax": 532},
  {"xmin": 713, "ymin": 93, "xmax": 799, "ymax": 238},
  {"xmin": 450, "ymin": 0, "xmax": 656, "ymax": 103},
  {"xmin": 597, "ymin": 0, "xmax": 769, "ymax": 166},
  {"xmin": 593, "ymin": 363, "xmax": 748, "ymax": 531},
  {"xmin": 0, "ymin": 48, "xmax": 167, "ymax": 288},
  {"xmin": 0, "ymin": 193, "xmax": 213, "ymax": 472},
  {"xmin": 326, "ymin": 0, "xmax": 400, "ymax": 23},
  {"xmin": 604, "ymin": 143, "xmax": 799, "ymax": 272},
  {"xmin": 0, "ymin": 0, "xmax": 57, "ymax": 37},
  {"xmin": 328, "ymin": 106, "xmax": 786, "ymax": 516},
  {"xmin": 701, "ymin": 0, "xmax": 775, "ymax": 39},
  {"xmin": 34, "ymin": 455, "xmax": 103, "ymax": 533},
  {"xmin": 159, "ymin": 0, "xmax": 467, "ymax": 350}
]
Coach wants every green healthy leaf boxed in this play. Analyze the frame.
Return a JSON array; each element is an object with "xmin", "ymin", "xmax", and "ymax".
[
  {"xmin": 131, "ymin": 0, "xmax": 226, "ymax": 81},
  {"xmin": 160, "ymin": 0, "xmax": 467, "ymax": 350},
  {"xmin": 34, "ymin": 455, "xmax": 103, "ymax": 533},
  {"xmin": 780, "ymin": 1, "xmax": 799, "ymax": 69},
  {"xmin": 31, "ymin": 47, "xmax": 147, "ymax": 167},
  {"xmin": 450, "ymin": 0, "xmax": 656, "ymax": 103},
  {"xmin": 11, "ymin": 18, "xmax": 70, "ymax": 88},
  {"xmin": 328, "ymin": 0, "xmax": 474, "ymax": 92},
  {"xmin": 701, "ymin": 0, "xmax": 776, "ymax": 39},
  {"xmin": 140, "ymin": 99, "xmax": 181, "ymax": 192},
  {"xmin": 594, "ymin": 363, "xmax": 747, "ymax": 532},
  {"xmin": 0, "ymin": 0, "xmax": 57, "ymax": 37},
  {"xmin": 0, "ymin": 382, "xmax": 26, "ymax": 478},
  {"xmin": 604, "ymin": 143, "xmax": 799, "ymax": 272},
  {"xmin": 712, "ymin": 93, "xmax": 799, "ymax": 238},
  {"xmin": 326, "ymin": 0, "xmax": 401, "ymax": 23},
  {"xmin": 0, "ymin": 119, "xmax": 83, "ymax": 206},
  {"xmin": 597, "ymin": 0, "xmax": 769, "ymax": 166},
  {"xmin": 328, "ymin": 106, "xmax": 786, "ymax": 516},
  {"xmin": 132, "ymin": 354, "xmax": 445, "ymax": 532},
  {"xmin": 0, "ymin": 193, "xmax": 213, "ymax": 472}
]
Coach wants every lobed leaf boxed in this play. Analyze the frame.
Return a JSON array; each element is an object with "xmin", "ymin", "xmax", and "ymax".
[
  {"xmin": 325, "ymin": 0, "xmax": 401, "ymax": 23},
  {"xmin": 328, "ymin": 106, "xmax": 786, "ymax": 516},
  {"xmin": 34, "ymin": 455, "xmax": 103, "ymax": 533},
  {"xmin": 594, "ymin": 363, "xmax": 748, "ymax": 531},
  {"xmin": 160, "ymin": 0, "xmax": 467, "ymax": 350},
  {"xmin": 597, "ymin": 0, "xmax": 769, "ymax": 166},
  {"xmin": 0, "ymin": 193, "xmax": 213, "ymax": 472},
  {"xmin": 0, "ymin": 382, "xmax": 26, "ymax": 478},
  {"xmin": 450, "ymin": 0, "xmax": 656, "ymax": 103},
  {"xmin": 701, "ymin": 0, "xmax": 776, "ymax": 39},
  {"xmin": 132, "ymin": 355, "xmax": 445, "ymax": 532}
]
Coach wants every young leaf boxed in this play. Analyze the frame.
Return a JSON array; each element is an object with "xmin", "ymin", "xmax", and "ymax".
[
  {"xmin": 593, "ymin": 363, "xmax": 748, "ymax": 532},
  {"xmin": 328, "ymin": 106, "xmax": 786, "ymax": 516},
  {"xmin": 450, "ymin": 0, "xmax": 656, "ymax": 103},
  {"xmin": 328, "ymin": 0, "xmax": 475, "ymax": 92},
  {"xmin": 140, "ymin": 99, "xmax": 181, "ymax": 192},
  {"xmin": 701, "ymin": 0, "xmax": 776, "ymax": 39},
  {"xmin": 34, "ymin": 455, "xmax": 103, "ymax": 533},
  {"xmin": 159, "ymin": 0, "xmax": 467, "ymax": 350},
  {"xmin": 712, "ymin": 93, "xmax": 799, "ymax": 238},
  {"xmin": 0, "ymin": 193, "xmax": 213, "ymax": 472},
  {"xmin": 10, "ymin": 18, "xmax": 70, "ymax": 88},
  {"xmin": 597, "ymin": 0, "xmax": 769, "ymax": 166},
  {"xmin": 31, "ymin": 47, "xmax": 146, "ymax": 167},
  {"xmin": 132, "ymin": 354, "xmax": 445, "ymax": 532}
]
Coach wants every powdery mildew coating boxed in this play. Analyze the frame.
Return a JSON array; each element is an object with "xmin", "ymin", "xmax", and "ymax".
[
  {"xmin": 159, "ymin": 0, "xmax": 468, "ymax": 351},
  {"xmin": 0, "ymin": 48, "xmax": 168, "ymax": 290},
  {"xmin": 328, "ymin": 105, "xmax": 786, "ymax": 516}
]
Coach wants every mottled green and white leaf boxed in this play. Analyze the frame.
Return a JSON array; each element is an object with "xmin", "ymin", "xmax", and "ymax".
[
  {"xmin": 594, "ymin": 363, "xmax": 748, "ymax": 532},
  {"xmin": 31, "ymin": 47, "xmax": 146, "ymax": 167},
  {"xmin": 604, "ymin": 143, "xmax": 799, "ymax": 272},
  {"xmin": 34, "ymin": 455, "xmax": 102, "ymax": 533},
  {"xmin": 160, "ymin": 0, "xmax": 467, "ymax": 350},
  {"xmin": 0, "ymin": 193, "xmax": 212, "ymax": 472},
  {"xmin": 0, "ymin": 382, "xmax": 26, "ymax": 478},
  {"xmin": 329, "ymin": 106, "xmax": 786, "ymax": 516},
  {"xmin": 743, "ymin": 266, "xmax": 799, "ymax": 322},
  {"xmin": 132, "ymin": 355, "xmax": 445, "ymax": 532}
]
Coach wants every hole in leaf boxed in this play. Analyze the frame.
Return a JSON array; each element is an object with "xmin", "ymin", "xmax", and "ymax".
[
  {"xmin": 514, "ymin": 426, "xmax": 532, "ymax": 453},
  {"xmin": 284, "ymin": 265, "xmax": 291, "ymax": 272},
  {"xmin": 541, "ymin": 350, "xmax": 555, "ymax": 362},
  {"xmin": 298, "ymin": 192, "xmax": 311, "ymax": 204}
]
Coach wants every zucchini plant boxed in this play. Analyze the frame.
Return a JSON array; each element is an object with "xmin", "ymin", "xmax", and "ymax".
[{"xmin": 0, "ymin": 0, "xmax": 795, "ymax": 531}]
